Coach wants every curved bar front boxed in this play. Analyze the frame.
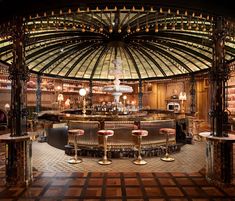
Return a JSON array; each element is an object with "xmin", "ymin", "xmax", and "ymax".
[{"xmin": 41, "ymin": 113, "xmax": 180, "ymax": 157}]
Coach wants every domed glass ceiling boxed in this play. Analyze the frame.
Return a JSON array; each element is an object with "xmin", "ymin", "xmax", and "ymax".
[{"xmin": 0, "ymin": 7, "xmax": 235, "ymax": 80}]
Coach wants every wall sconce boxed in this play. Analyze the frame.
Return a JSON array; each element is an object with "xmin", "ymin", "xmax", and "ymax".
[
  {"xmin": 4, "ymin": 103, "xmax": 10, "ymax": 112},
  {"xmin": 65, "ymin": 98, "xmax": 71, "ymax": 109},
  {"xmin": 56, "ymin": 86, "xmax": 62, "ymax": 91},
  {"xmin": 79, "ymin": 88, "xmax": 87, "ymax": 115},
  {"xmin": 123, "ymin": 95, "xmax": 127, "ymax": 105},
  {"xmin": 179, "ymin": 92, "xmax": 187, "ymax": 113}
]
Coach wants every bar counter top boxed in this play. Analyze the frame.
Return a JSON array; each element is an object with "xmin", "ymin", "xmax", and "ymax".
[{"xmin": 37, "ymin": 110, "xmax": 173, "ymax": 122}]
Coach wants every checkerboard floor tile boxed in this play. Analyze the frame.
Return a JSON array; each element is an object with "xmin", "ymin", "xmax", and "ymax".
[{"xmin": 0, "ymin": 171, "xmax": 234, "ymax": 200}]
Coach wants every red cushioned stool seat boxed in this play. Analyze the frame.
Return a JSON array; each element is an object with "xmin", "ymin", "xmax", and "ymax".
[
  {"xmin": 132, "ymin": 129, "xmax": 148, "ymax": 137},
  {"xmin": 97, "ymin": 130, "xmax": 114, "ymax": 136},
  {"xmin": 159, "ymin": 128, "xmax": 175, "ymax": 136}
]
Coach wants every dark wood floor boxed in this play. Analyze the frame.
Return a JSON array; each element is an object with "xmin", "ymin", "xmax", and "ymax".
[{"xmin": 0, "ymin": 170, "xmax": 235, "ymax": 200}]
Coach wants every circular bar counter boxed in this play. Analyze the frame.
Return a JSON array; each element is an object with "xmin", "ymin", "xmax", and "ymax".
[{"xmin": 38, "ymin": 111, "xmax": 181, "ymax": 158}]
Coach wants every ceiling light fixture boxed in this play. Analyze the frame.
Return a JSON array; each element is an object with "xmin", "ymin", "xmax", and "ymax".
[
  {"xmin": 82, "ymin": 23, "xmax": 86, "ymax": 32},
  {"xmin": 136, "ymin": 12, "xmax": 140, "ymax": 32},
  {"xmin": 145, "ymin": 12, "xmax": 149, "ymax": 32},
  {"xmin": 155, "ymin": 12, "xmax": 159, "ymax": 33},
  {"xmin": 127, "ymin": 12, "xmax": 131, "ymax": 33},
  {"xmin": 109, "ymin": 12, "xmax": 113, "ymax": 33},
  {"xmin": 99, "ymin": 11, "xmax": 103, "ymax": 32},
  {"xmin": 163, "ymin": 15, "xmax": 167, "ymax": 30}
]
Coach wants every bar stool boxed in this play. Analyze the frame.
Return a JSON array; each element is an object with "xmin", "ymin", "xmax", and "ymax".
[
  {"xmin": 68, "ymin": 129, "xmax": 85, "ymax": 164},
  {"xmin": 132, "ymin": 129, "xmax": 148, "ymax": 165},
  {"xmin": 97, "ymin": 129, "xmax": 114, "ymax": 165},
  {"xmin": 159, "ymin": 128, "xmax": 176, "ymax": 162}
]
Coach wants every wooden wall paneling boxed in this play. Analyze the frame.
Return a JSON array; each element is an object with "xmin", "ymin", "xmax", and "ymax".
[{"xmin": 157, "ymin": 83, "xmax": 166, "ymax": 109}]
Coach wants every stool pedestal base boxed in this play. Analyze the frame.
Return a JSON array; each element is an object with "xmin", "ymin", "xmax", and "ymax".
[
  {"xmin": 67, "ymin": 130, "xmax": 84, "ymax": 165},
  {"xmin": 159, "ymin": 128, "xmax": 175, "ymax": 163},
  {"xmin": 97, "ymin": 133, "xmax": 113, "ymax": 165},
  {"xmin": 68, "ymin": 158, "xmax": 82, "ymax": 164},
  {"xmin": 98, "ymin": 158, "xmax": 112, "ymax": 165},
  {"xmin": 161, "ymin": 153, "xmax": 175, "ymax": 162},
  {"xmin": 133, "ymin": 158, "xmax": 147, "ymax": 165}
]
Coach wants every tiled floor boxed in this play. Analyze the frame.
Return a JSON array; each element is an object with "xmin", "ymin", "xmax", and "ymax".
[
  {"xmin": 32, "ymin": 141, "xmax": 206, "ymax": 172},
  {"xmin": 0, "ymin": 171, "xmax": 235, "ymax": 200},
  {"xmin": 0, "ymin": 140, "xmax": 235, "ymax": 200}
]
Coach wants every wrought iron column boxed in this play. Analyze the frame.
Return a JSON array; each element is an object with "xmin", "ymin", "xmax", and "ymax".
[
  {"xmin": 209, "ymin": 16, "xmax": 229, "ymax": 137},
  {"xmin": 89, "ymin": 79, "xmax": 93, "ymax": 108},
  {"xmin": 36, "ymin": 74, "xmax": 41, "ymax": 113},
  {"xmin": 202, "ymin": 16, "xmax": 234, "ymax": 186},
  {"xmin": 138, "ymin": 79, "xmax": 143, "ymax": 110},
  {"xmin": 8, "ymin": 17, "xmax": 29, "ymax": 137},
  {"xmin": 4, "ymin": 17, "xmax": 32, "ymax": 186},
  {"xmin": 190, "ymin": 74, "xmax": 196, "ymax": 114}
]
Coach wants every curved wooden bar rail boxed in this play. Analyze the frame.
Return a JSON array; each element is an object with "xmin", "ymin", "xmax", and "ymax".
[{"xmin": 43, "ymin": 116, "xmax": 180, "ymax": 158}]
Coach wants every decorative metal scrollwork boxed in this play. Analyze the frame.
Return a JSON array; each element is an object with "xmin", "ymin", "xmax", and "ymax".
[{"xmin": 8, "ymin": 64, "xmax": 30, "ymax": 81}]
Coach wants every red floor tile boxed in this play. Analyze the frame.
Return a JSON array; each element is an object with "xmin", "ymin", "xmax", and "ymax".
[
  {"xmin": 104, "ymin": 187, "xmax": 122, "ymax": 197},
  {"xmin": 202, "ymin": 187, "xmax": 225, "ymax": 197},
  {"xmin": 163, "ymin": 187, "xmax": 184, "ymax": 197},
  {"xmin": 32, "ymin": 178, "xmax": 51, "ymax": 186},
  {"xmin": 158, "ymin": 178, "xmax": 176, "ymax": 186},
  {"xmin": 187, "ymin": 172, "xmax": 203, "ymax": 177},
  {"xmin": 22, "ymin": 187, "xmax": 43, "ymax": 197},
  {"xmin": 87, "ymin": 178, "xmax": 103, "ymax": 186},
  {"xmin": 192, "ymin": 178, "xmax": 211, "ymax": 186},
  {"xmin": 2, "ymin": 188, "xmax": 25, "ymax": 197},
  {"xmin": 0, "ymin": 171, "xmax": 234, "ymax": 200},
  {"xmin": 106, "ymin": 172, "xmax": 121, "ymax": 177},
  {"xmin": 51, "ymin": 178, "xmax": 70, "ymax": 186},
  {"xmin": 175, "ymin": 178, "xmax": 194, "ymax": 186},
  {"xmin": 170, "ymin": 172, "xmax": 187, "ymax": 177},
  {"xmin": 67, "ymin": 178, "xmax": 86, "ymax": 186},
  {"xmin": 182, "ymin": 186, "xmax": 206, "ymax": 197},
  {"xmin": 141, "ymin": 178, "xmax": 158, "ymax": 186},
  {"xmin": 145, "ymin": 187, "xmax": 163, "ymax": 196},
  {"xmin": 90, "ymin": 172, "xmax": 104, "ymax": 177},
  {"xmin": 125, "ymin": 187, "xmax": 143, "ymax": 197},
  {"xmin": 139, "ymin": 172, "xmax": 154, "ymax": 177},
  {"xmin": 83, "ymin": 187, "xmax": 102, "ymax": 197},
  {"xmin": 106, "ymin": 178, "xmax": 121, "ymax": 186},
  {"xmin": 154, "ymin": 172, "xmax": 171, "ymax": 177},
  {"xmin": 64, "ymin": 187, "xmax": 82, "ymax": 196},
  {"xmin": 43, "ymin": 186, "xmax": 64, "ymax": 197},
  {"xmin": 124, "ymin": 178, "xmax": 140, "ymax": 186},
  {"xmin": 71, "ymin": 172, "xmax": 87, "ymax": 177},
  {"xmin": 123, "ymin": 172, "xmax": 138, "ymax": 177}
]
